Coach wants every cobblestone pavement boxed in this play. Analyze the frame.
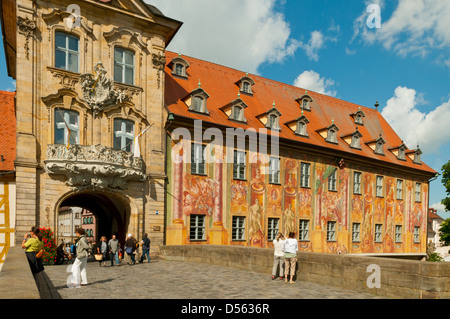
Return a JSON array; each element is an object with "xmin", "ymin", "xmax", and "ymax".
[{"xmin": 42, "ymin": 259, "xmax": 387, "ymax": 300}]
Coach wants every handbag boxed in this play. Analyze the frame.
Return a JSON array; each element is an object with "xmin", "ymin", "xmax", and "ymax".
[{"xmin": 36, "ymin": 249, "xmax": 44, "ymax": 259}]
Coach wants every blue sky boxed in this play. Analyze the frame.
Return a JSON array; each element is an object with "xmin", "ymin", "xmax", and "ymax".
[{"xmin": 1, "ymin": 0, "xmax": 449, "ymax": 217}]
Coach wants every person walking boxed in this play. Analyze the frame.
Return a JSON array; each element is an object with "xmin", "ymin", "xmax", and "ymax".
[
  {"xmin": 283, "ymin": 232, "xmax": 298, "ymax": 284},
  {"xmin": 271, "ymin": 232, "xmax": 285, "ymax": 280},
  {"xmin": 124, "ymin": 234, "xmax": 137, "ymax": 265},
  {"xmin": 96, "ymin": 236, "xmax": 108, "ymax": 266},
  {"xmin": 71, "ymin": 228, "xmax": 90, "ymax": 288},
  {"xmin": 139, "ymin": 233, "xmax": 151, "ymax": 263},
  {"xmin": 108, "ymin": 234, "xmax": 120, "ymax": 266},
  {"xmin": 21, "ymin": 227, "xmax": 44, "ymax": 275}
]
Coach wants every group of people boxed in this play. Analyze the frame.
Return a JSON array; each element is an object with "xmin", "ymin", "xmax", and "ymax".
[
  {"xmin": 22, "ymin": 227, "xmax": 152, "ymax": 288},
  {"xmin": 271, "ymin": 232, "xmax": 299, "ymax": 284}
]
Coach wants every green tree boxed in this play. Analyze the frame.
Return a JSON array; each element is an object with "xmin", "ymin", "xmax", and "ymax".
[
  {"xmin": 439, "ymin": 219, "xmax": 450, "ymax": 246},
  {"xmin": 442, "ymin": 160, "xmax": 450, "ymax": 212}
]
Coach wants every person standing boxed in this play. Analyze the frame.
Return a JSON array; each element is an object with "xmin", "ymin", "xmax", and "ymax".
[
  {"xmin": 96, "ymin": 236, "xmax": 108, "ymax": 266},
  {"xmin": 108, "ymin": 234, "xmax": 120, "ymax": 266},
  {"xmin": 271, "ymin": 232, "xmax": 285, "ymax": 280},
  {"xmin": 139, "ymin": 233, "xmax": 151, "ymax": 263},
  {"xmin": 71, "ymin": 228, "xmax": 90, "ymax": 288},
  {"xmin": 21, "ymin": 227, "xmax": 44, "ymax": 275},
  {"xmin": 283, "ymin": 232, "xmax": 298, "ymax": 284},
  {"xmin": 124, "ymin": 234, "xmax": 137, "ymax": 265}
]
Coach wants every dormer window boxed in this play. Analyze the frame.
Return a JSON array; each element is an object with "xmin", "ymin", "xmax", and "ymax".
[
  {"xmin": 263, "ymin": 104, "xmax": 281, "ymax": 130},
  {"xmin": 398, "ymin": 144, "xmax": 406, "ymax": 161},
  {"xmin": 375, "ymin": 137, "xmax": 385, "ymax": 155},
  {"xmin": 237, "ymin": 74, "xmax": 255, "ymax": 95},
  {"xmin": 326, "ymin": 124, "xmax": 339, "ymax": 144},
  {"xmin": 186, "ymin": 84, "xmax": 210, "ymax": 115},
  {"xmin": 413, "ymin": 147, "xmax": 422, "ymax": 164},
  {"xmin": 350, "ymin": 130, "xmax": 363, "ymax": 149},
  {"xmin": 302, "ymin": 99, "xmax": 309, "ymax": 110},
  {"xmin": 233, "ymin": 105, "xmax": 244, "ymax": 122},
  {"xmin": 169, "ymin": 55, "xmax": 189, "ymax": 78},
  {"xmin": 352, "ymin": 108, "xmax": 366, "ymax": 125},
  {"xmin": 297, "ymin": 92, "xmax": 313, "ymax": 111},
  {"xmin": 295, "ymin": 115, "xmax": 309, "ymax": 137}
]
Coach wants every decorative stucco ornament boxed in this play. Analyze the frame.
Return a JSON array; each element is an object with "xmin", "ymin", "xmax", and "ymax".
[{"xmin": 80, "ymin": 62, "xmax": 120, "ymax": 116}]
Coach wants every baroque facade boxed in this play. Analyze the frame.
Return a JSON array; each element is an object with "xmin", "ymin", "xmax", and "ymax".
[{"xmin": 0, "ymin": 0, "xmax": 181, "ymax": 248}]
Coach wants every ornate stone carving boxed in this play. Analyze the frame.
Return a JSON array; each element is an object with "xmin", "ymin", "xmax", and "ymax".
[
  {"xmin": 152, "ymin": 52, "xmax": 166, "ymax": 89},
  {"xmin": 17, "ymin": 16, "xmax": 37, "ymax": 60},
  {"xmin": 47, "ymin": 67, "xmax": 80, "ymax": 90},
  {"xmin": 44, "ymin": 144, "xmax": 147, "ymax": 191}
]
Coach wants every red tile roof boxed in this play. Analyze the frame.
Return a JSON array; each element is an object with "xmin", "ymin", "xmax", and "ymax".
[
  {"xmin": 164, "ymin": 51, "xmax": 436, "ymax": 175},
  {"xmin": 0, "ymin": 90, "xmax": 16, "ymax": 172}
]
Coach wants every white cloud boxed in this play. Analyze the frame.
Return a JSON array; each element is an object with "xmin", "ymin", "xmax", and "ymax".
[
  {"xmin": 300, "ymin": 31, "xmax": 324, "ymax": 62},
  {"xmin": 431, "ymin": 202, "xmax": 447, "ymax": 213},
  {"xmin": 353, "ymin": 0, "xmax": 450, "ymax": 60},
  {"xmin": 149, "ymin": 0, "xmax": 300, "ymax": 74},
  {"xmin": 293, "ymin": 70, "xmax": 337, "ymax": 97},
  {"xmin": 381, "ymin": 86, "xmax": 450, "ymax": 154}
]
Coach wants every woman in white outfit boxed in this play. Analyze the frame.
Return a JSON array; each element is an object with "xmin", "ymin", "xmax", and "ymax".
[
  {"xmin": 272, "ymin": 232, "xmax": 285, "ymax": 280},
  {"xmin": 71, "ymin": 228, "xmax": 90, "ymax": 288},
  {"xmin": 283, "ymin": 232, "xmax": 298, "ymax": 284}
]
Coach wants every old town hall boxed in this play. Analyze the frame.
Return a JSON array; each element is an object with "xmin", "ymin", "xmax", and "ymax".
[{"xmin": 0, "ymin": 0, "xmax": 437, "ymax": 266}]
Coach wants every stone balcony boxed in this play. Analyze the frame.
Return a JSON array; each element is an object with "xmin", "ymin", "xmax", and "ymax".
[{"xmin": 44, "ymin": 144, "xmax": 147, "ymax": 191}]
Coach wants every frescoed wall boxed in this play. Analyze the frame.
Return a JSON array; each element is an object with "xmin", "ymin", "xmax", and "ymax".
[
  {"xmin": 166, "ymin": 137, "xmax": 430, "ymax": 255},
  {"xmin": 0, "ymin": 181, "xmax": 16, "ymax": 271}
]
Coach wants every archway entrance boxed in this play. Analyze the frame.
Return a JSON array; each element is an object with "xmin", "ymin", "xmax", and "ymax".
[{"xmin": 59, "ymin": 192, "xmax": 130, "ymax": 245}]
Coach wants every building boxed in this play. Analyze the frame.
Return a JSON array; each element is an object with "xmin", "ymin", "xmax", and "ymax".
[
  {"xmin": 428, "ymin": 208, "xmax": 449, "ymax": 259},
  {"xmin": 0, "ymin": 0, "xmax": 182, "ymax": 249},
  {"xmin": 57, "ymin": 206, "xmax": 81, "ymax": 244},
  {"xmin": 163, "ymin": 51, "xmax": 437, "ymax": 256},
  {"xmin": 0, "ymin": 0, "xmax": 438, "ymax": 259},
  {"xmin": 81, "ymin": 208, "xmax": 97, "ymax": 242},
  {"xmin": 0, "ymin": 90, "xmax": 16, "ymax": 270}
]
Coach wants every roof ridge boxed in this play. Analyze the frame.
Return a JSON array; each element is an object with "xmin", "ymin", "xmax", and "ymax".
[{"xmin": 165, "ymin": 51, "xmax": 377, "ymax": 114}]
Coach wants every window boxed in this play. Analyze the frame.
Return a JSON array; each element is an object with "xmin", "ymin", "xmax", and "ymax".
[
  {"xmin": 396, "ymin": 180, "xmax": 403, "ymax": 200},
  {"xmin": 191, "ymin": 143, "xmax": 206, "ymax": 175},
  {"xmin": 350, "ymin": 131, "xmax": 362, "ymax": 149},
  {"xmin": 269, "ymin": 157, "xmax": 280, "ymax": 184},
  {"xmin": 193, "ymin": 96, "xmax": 204, "ymax": 113},
  {"xmin": 328, "ymin": 169, "xmax": 337, "ymax": 192},
  {"xmin": 375, "ymin": 139, "xmax": 385, "ymax": 155},
  {"xmin": 296, "ymin": 120, "xmax": 308, "ymax": 137},
  {"xmin": 353, "ymin": 172, "xmax": 362, "ymax": 194},
  {"xmin": 55, "ymin": 32, "xmax": 79, "ymax": 72},
  {"xmin": 242, "ymin": 81, "xmax": 251, "ymax": 94},
  {"xmin": 302, "ymin": 99, "xmax": 309, "ymax": 110},
  {"xmin": 326, "ymin": 125, "xmax": 339, "ymax": 144},
  {"xmin": 233, "ymin": 150, "xmax": 246, "ymax": 180},
  {"xmin": 397, "ymin": 145, "xmax": 406, "ymax": 161},
  {"xmin": 175, "ymin": 63, "xmax": 184, "ymax": 77},
  {"xmin": 300, "ymin": 163, "xmax": 310, "ymax": 188},
  {"xmin": 352, "ymin": 223, "xmax": 361, "ymax": 242},
  {"xmin": 267, "ymin": 218, "xmax": 280, "ymax": 241},
  {"xmin": 376, "ymin": 176, "xmax": 384, "ymax": 197},
  {"xmin": 114, "ymin": 47, "xmax": 135, "ymax": 85},
  {"xmin": 326, "ymin": 221, "xmax": 336, "ymax": 241},
  {"xmin": 415, "ymin": 183, "xmax": 421, "ymax": 202},
  {"xmin": 55, "ymin": 109, "xmax": 80, "ymax": 146},
  {"xmin": 190, "ymin": 215, "xmax": 205, "ymax": 241},
  {"xmin": 269, "ymin": 114, "xmax": 277, "ymax": 128},
  {"xmin": 113, "ymin": 119, "xmax": 134, "ymax": 152},
  {"xmin": 232, "ymin": 105, "xmax": 246, "ymax": 122},
  {"xmin": 375, "ymin": 224, "xmax": 383, "ymax": 243},
  {"xmin": 413, "ymin": 226, "xmax": 420, "ymax": 243},
  {"xmin": 299, "ymin": 219, "xmax": 309, "ymax": 241},
  {"xmin": 395, "ymin": 225, "xmax": 402, "ymax": 243},
  {"xmin": 232, "ymin": 216, "xmax": 246, "ymax": 241}
]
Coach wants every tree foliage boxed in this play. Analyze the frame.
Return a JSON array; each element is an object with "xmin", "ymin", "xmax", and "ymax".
[
  {"xmin": 442, "ymin": 160, "xmax": 450, "ymax": 212},
  {"xmin": 439, "ymin": 219, "xmax": 450, "ymax": 247}
]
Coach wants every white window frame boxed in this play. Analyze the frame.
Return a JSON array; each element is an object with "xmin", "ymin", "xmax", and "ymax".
[
  {"xmin": 396, "ymin": 179, "xmax": 403, "ymax": 200},
  {"xmin": 190, "ymin": 214, "xmax": 206, "ymax": 241},
  {"xmin": 113, "ymin": 118, "xmax": 135, "ymax": 152},
  {"xmin": 55, "ymin": 31, "xmax": 80, "ymax": 73},
  {"xmin": 232, "ymin": 216, "xmax": 246, "ymax": 241},
  {"xmin": 328, "ymin": 170, "xmax": 337, "ymax": 192},
  {"xmin": 299, "ymin": 219, "xmax": 310, "ymax": 241},
  {"xmin": 55, "ymin": 109, "xmax": 80, "ymax": 146},
  {"xmin": 267, "ymin": 218, "xmax": 279, "ymax": 241},
  {"xmin": 114, "ymin": 47, "xmax": 135, "ymax": 85},
  {"xmin": 395, "ymin": 225, "xmax": 402, "ymax": 243},
  {"xmin": 233, "ymin": 150, "xmax": 246, "ymax": 180},
  {"xmin": 375, "ymin": 224, "xmax": 383, "ymax": 243},
  {"xmin": 191, "ymin": 143, "xmax": 206, "ymax": 175},
  {"xmin": 326, "ymin": 221, "xmax": 336, "ymax": 241},
  {"xmin": 376, "ymin": 176, "xmax": 384, "ymax": 197},
  {"xmin": 353, "ymin": 172, "xmax": 362, "ymax": 194},
  {"xmin": 413, "ymin": 226, "xmax": 420, "ymax": 243},
  {"xmin": 269, "ymin": 157, "xmax": 280, "ymax": 184},
  {"xmin": 300, "ymin": 162, "xmax": 310, "ymax": 188},
  {"xmin": 415, "ymin": 183, "xmax": 422, "ymax": 202},
  {"xmin": 352, "ymin": 223, "xmax": 361, "ymax": 242}
]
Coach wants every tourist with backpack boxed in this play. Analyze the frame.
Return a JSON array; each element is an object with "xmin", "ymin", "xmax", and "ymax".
[{"xmin": 139, "ymin": 233, "xmax": 151, "ymax": 263}]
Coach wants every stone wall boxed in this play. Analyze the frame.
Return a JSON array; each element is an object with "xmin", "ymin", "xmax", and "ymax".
[{"xmin": 160, "ymin": 245, "xmax": 450, "ymax": 299}]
